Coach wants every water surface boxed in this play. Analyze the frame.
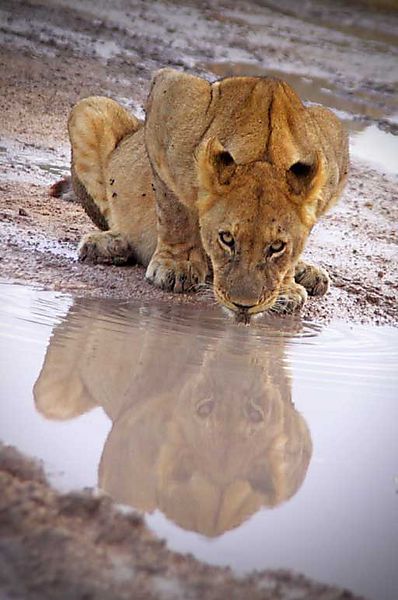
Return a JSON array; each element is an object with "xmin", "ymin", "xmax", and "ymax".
[{"xmin": 0, "ymin": 281, "xmax": 397, "ymax": 600}]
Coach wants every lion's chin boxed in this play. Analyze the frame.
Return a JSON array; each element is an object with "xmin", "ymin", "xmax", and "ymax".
[
  {"xmin": 216, "ymin": 293, "xmax": 277, "ymax": 325},
  {"xmin": 232, "ymin": 304, "xmax": 274, "ymax": 324},
  {"xmin": 214, "ymin": 288, "xmax": 278, "ymax": 325},
  {"xmin": 220, "ymin": 305, "xmax": 252, "ymax": 325}
]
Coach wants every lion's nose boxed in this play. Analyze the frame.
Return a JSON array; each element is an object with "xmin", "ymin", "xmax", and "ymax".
[{"xmin": 227, "ymin": 277, "xmax": 262, "ymax": 310}]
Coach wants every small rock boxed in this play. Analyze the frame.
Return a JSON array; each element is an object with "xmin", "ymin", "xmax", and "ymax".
[{"xmin": 18, "ymin": 208, "xmax": 29, "ymax": 217}]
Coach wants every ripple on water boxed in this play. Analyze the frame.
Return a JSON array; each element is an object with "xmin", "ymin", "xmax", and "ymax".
[{"xmin": 0, "ymin": 280, "xmax": 396, "ymax": 386}]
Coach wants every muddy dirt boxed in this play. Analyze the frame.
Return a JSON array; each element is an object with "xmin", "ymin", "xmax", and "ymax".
[{"xmin": 0, "ymin": 443, "xmax": 365, "ymax": 599}]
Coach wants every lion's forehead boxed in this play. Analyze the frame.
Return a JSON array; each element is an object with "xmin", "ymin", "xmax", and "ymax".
[
  {"xmin": 212, "ymin": 179, "xmax": 299, "ymax": 221},
  {"xmin": 218, "ymin": 204, "xmax": 301, "ymax": 239}
]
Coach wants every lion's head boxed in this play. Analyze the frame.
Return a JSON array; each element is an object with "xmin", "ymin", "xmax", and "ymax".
[{"xmin": 196, "ymin": 137, "xmax": 326, "ymax": 321}]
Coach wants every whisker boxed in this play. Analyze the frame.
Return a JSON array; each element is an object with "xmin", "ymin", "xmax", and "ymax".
[
  {"xmin": 190, "ymin": 282, "xmax": 213, "ymax": 294},
  {"xmin": 269, "ymin": 295, "xmax": 290, "ymax": 314}
]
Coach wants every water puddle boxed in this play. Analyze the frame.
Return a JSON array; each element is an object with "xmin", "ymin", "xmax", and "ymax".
[
  {"xmin": 203, "ymin": 62, "xmax": 398, "ymax": 176},
  {"xmin": 349, "ymin": 122, "xmax": 398, "ymax": 175},
  {"xmin": 0, "ymin": 281, "xmax": 397, "ymax": 600},
  {"xmin": 239, "ymin": 1, "xmax": 398, "ymax": 48},
  {"xmin": 0, "ymin": 138, "xmax": 69, "ymax": 184}
]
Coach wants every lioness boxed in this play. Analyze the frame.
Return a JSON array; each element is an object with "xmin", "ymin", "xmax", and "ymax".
[{"xmin": 64, "ymin": 69, "xmax": 348, "ymax": 321}]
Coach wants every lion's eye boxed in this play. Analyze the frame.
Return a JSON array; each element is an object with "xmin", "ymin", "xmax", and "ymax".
[
  {"xmin": 245, "ymin": 402, "xmax": 264, "ymax": 424},
  {"xmin": 219, "ymin": 230, "xmax": 235, "ymax": 249},
  {"xmin": 268, "ymin": 240, "xmax": 286, "ymax": 256},
  {"xmin": 196, "ymin": 399, "xmax": 214, "ymax": 418}
]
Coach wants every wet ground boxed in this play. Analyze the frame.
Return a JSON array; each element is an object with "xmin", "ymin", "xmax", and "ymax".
[
  {"xmin": 1, "ymin": 0, "xmax": 398, "ymax": 598},
  {"xmin": 1, "ymin": 281, "xmax": 398, "ymax": 599},
  {"xmin": 1, "ymin": 447, "xmax": 367, "ymax": 600}
]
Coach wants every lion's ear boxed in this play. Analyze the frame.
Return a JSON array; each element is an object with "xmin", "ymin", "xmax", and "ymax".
[
  {"xmin": 286, "ymin": 152, "xmax": 327, "ymax": 224},
  {"xmin": 286, "ymin": 152, "xmax": 324, "ymax": 197},
  {"xmin": 196, "ymin": 137, "xmax": 237, "ymax": 192}
]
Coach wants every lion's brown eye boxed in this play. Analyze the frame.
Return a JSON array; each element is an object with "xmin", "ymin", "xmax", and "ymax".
[
  {"xmin": 268, "ymin": 240, "xmax": 286, "ymax": 256},
  {"xmin": 219, "ymin": 230, "xmax": 235, "ymax": 249}
]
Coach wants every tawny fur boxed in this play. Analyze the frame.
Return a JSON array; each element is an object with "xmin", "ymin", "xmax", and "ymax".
[{"xmin": 66, "ymin": 70, "xmax": 349, "ymax": 317}]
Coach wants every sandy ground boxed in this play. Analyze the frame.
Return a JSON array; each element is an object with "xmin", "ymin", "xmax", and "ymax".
[
  {"xmin": 0, "ymin": 0, "xmax": 397, "ymax": 597},
  {"xmin": 0, "ymin": 443, "xmax": 364, "ymax": 600}
]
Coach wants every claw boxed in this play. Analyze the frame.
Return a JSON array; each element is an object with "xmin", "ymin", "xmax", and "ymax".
[{"xmin": 145, "ymin": 253, "xmax": 207, "ymax": 294}]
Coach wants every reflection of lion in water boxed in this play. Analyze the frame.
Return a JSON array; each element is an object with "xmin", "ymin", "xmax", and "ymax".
[
  {"xmin": 64, "ymin": 68, "xmax": 348, "ymax": 321},
  {"xmin": 34, "ymin": 303, "xmax": 312, "ymax": 536}
]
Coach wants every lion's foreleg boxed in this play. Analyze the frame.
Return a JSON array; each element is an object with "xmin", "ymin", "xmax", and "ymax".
[
  {"xmin": 78, "ymin": 231, "xmax": 136, "ymax": 265},
  {"xmin": 145, "ymin": 173, "xmax": 208, "ymax": 293},
  {"xmin": 270, "ymin": 268, "xmax": 308, "ymax": 315},
  {"xmin": 271, "ymin": 259, "xmax": 330, "ymax": 314},
  {"xmin": 294, "ymin": 260, "xmax": 330, "ymax": 297}
]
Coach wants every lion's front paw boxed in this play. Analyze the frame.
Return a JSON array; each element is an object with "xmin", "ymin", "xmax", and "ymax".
[
  {"xmin": 294, "ymin": 260, "xmax": 330, "ymax": 297},
  {"xmin": 78, "ymin": 231, "xmax": 135, "ymax": 265},
  {"xmin": 146, "ymin": 252, "xmax": 207, "ymax": 293},
  {"xmin": 272, "ymin": 282, "xmax": 308, "ymax": 314}
]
